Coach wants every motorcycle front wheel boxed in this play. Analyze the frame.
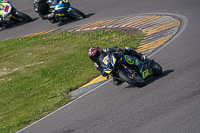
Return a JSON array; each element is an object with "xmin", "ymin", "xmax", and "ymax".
[
  {"xmin": 151, "ymin": 61, "xmax": 162, "ymax": 77},
  {"xmin": 68, "ymin": 7, "xmax": 85, "ymax": 20},
  {"xmin": 118, "ymin": 70, "xmax": 145, "ymax": 87},
  {"xmin": 13, "ymin": 12, "xmax": 32, "ymax": 22}
]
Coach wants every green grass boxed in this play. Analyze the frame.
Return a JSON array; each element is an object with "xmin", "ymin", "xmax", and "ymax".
[{"xmin": 0, "ymin": 30, "xmax": 144, "ymax": 133}]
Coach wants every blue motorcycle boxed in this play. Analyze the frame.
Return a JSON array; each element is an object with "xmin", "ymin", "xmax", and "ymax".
[
  {"xmin": 99, "ymin": 52, "xmax": 162, "ymax": 87},
  {"xmin": 34, "ymin": 0, "xmax": 85, "ymax": 24}
]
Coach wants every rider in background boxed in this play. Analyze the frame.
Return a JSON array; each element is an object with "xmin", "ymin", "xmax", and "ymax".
[
  {"xmin": 34, "ymin": 0, "xmax": 70, "ymax": 24},
  {"xmin": 0, "ymin": 0, "xmax": 11, "ymax": 25},
  {"xmin": 88, "ymin": 46, "xmax": 147, "ymax": 86}
]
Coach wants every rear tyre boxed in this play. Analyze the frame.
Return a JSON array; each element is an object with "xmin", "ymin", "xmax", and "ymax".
[{"xmin": 119, "ymin": 70, "xmax": 145, "ymax": 87}]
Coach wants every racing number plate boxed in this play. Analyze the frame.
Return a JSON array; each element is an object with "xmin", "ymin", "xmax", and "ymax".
[
  {"xmin": 142, "ymin": 69, "xmax": 150, "ymax": 79},
  {"xmin": 3, "ymin": 3, "xmax": 12, "ymax": 15},
  {"xmin": 4, "ymin": 5, "xmax": 10, "ymax": 12}
]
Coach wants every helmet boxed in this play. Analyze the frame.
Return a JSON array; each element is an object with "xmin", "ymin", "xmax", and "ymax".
[{"xmin": 88, "ymin": 46, "xmax": 102, "ymax": 62}]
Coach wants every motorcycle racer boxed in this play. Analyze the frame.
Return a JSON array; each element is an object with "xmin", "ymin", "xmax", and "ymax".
[
  {"xmin": 34, "ymin": 0, "xmax": 70, "ymax": 24},
  {"xmin": 88, "ymin": 46, "xmax": 147, "ymax": 86}
]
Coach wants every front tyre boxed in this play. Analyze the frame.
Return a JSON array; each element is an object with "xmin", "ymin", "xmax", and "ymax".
[
  {"xmin": 118, "ymin": 70, "xmax": 145, "ymax": 87},
  {"xmin": 14, "ymin": 12, "xmax": 32, "ymax": 22},
  {"xmin": 151, "ymin": 61, "xmax": 162, "ymax": 77},
  {"xmin": 69, "ymin": 7, "xmax": 85, "ymax": 20}
]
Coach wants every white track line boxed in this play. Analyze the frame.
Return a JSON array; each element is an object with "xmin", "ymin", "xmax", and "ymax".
[{"xmin": 16, "ymin": 79, "xmax": 112, "ymax": 133}]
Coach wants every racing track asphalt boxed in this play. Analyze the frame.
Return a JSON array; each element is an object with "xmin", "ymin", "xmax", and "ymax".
[{"xmin": 1, "ymin": 0, "xmax": 200, "ymax": 133}]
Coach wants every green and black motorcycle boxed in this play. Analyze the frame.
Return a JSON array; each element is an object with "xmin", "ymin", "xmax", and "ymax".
[{"xmin": 99, "ymin": 51, "xmax": 162, "ymax": 87}]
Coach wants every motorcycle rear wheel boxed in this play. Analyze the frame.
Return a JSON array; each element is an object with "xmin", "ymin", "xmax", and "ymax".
[{"xmin": 118, "ymin": 70, "xmax": 145, "ymax": 87}]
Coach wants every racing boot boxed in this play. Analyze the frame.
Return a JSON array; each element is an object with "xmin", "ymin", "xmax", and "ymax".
[
  {"xmin": 113, "ymin": 78, "xmax": 124, "ymax": 86},
  {"xmin": 58, "ymin": 16, "xmax": 67, "ymax": 26},
  {"xmin": 40, "ymin": 13, "xmax": 55, "ymax": 20}
]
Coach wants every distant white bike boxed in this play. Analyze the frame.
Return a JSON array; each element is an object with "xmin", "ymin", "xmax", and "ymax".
[{"xmin": 0, "ymin": 1, "xmax": 32, "ymax": 29}]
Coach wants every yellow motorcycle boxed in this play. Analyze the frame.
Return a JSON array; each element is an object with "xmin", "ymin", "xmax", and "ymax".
[{"xmin": 0, "ymin": 1, "xmax": 32, "ymax": 29}]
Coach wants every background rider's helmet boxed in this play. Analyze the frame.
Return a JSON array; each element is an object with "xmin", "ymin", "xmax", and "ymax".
[
  {"xmin": 88, "ymin": 46, "xmax": 102, "ymax": 62},
  {"xmin": 34, "ymin": 0, "xmax": 48, "ymax": 13}
]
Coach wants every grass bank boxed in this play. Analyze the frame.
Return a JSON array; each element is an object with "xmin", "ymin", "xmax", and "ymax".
[{"xmin": 0, "ymin": 30, "xmax": 144, "ymax": 132}]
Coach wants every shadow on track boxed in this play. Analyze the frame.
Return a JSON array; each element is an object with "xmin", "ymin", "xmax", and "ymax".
[
  {"xmin": 124, "ymin": 69, "xmax": 175, "ymax": 89},
  {"xmin": 0, "ymin": 17, "xmax": 39, "ymax": 31},
  {"xmin": 58, "ymin": 13, "xmax": 95, "ymax": 26}
]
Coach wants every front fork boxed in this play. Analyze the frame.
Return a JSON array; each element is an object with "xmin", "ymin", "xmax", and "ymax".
[
  {"xmin": 11, "ymin": 9, "xmax": 22, "ymax": 21},
  {"xmin": 119, "ymin": 63, "xmax": 137, "ymax": 78},
  {"xmin": 66, "ymin": 6, "xmax": 76, "ymax": 18}
]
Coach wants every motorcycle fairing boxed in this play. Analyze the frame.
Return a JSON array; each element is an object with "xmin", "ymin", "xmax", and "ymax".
[
  {"xmin": 49, "ymin": 0, "xmax": 69, "ymax": 13},
  {"xmin": 113, "ymin": 54, "xmax": 153, "ymax": 79},
  {"xmin": 110, "ymin": 53, "xmax": 117, "ymax": 67},
  {"xmin": 100, "ymin": 52, "xmax": 153, "ymax": 79},
  {"xmin": 142, "ymin": 69, "xmax": 150, "ymax": 79},
  {"xmin": 99, "ymin": 52, "xmax": 112, "ymax": 76}
]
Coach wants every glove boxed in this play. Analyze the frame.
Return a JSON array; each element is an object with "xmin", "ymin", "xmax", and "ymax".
[
  {"xmin": 94, "ymin": 63, "xmax": 99, "ymax": 69},
  {"xmin": 47, "ymin": 13, "xmax": 55, "ymax": 18}
]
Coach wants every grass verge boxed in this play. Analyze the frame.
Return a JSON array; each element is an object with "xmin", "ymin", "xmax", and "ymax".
[{"xmin": 0, "ymin": 30, "xmax": 144, "ymax": 133}]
